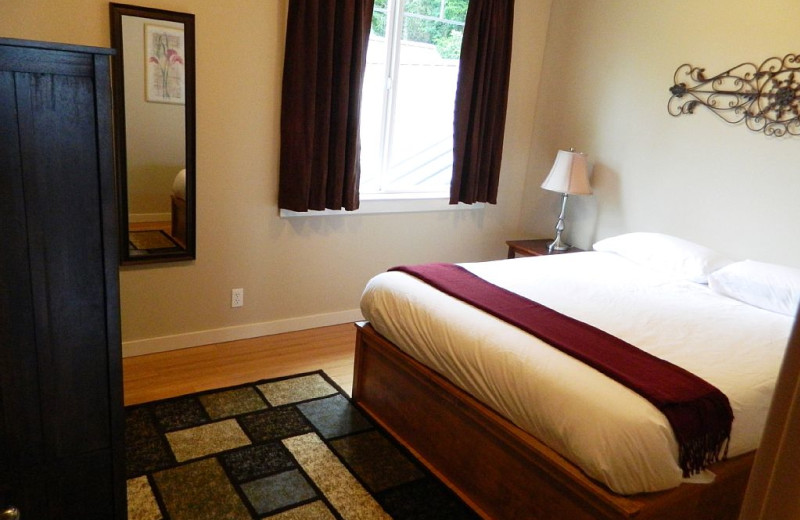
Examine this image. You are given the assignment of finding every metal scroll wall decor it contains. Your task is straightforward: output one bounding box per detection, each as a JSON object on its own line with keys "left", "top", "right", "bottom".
{"left": 668, "top": 53, "right": 800, "bottom": 136}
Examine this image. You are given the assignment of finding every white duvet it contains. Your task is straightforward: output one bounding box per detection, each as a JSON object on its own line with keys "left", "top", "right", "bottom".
{"left": 360, "top": 252, "right": 792, "bottom": 495}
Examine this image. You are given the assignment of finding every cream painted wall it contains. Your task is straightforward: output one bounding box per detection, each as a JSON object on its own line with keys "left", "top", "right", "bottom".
{"left": 523, "top": 0, "right": 800, "bottom": 267}
{"left": 1, "top": 0, "right": 553, "bottom": 351}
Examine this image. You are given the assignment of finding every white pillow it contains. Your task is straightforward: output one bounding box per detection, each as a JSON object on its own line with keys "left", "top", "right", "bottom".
{"left": 708, "top": 260, "right": 800, "bottom": 316}
{"left": 592, "top": 232, "right": 731, "bottom": 283}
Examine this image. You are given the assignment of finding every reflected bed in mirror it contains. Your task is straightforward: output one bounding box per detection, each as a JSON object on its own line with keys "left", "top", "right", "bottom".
{"left": 110, "top": 3, "right": 195, "bottom": 264}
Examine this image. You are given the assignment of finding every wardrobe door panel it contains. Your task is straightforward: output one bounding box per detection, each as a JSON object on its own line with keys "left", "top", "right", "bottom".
{"left": 17, "top": 71, "right": 111, "bottom": 457}
{"left": 0, "top": 70, "right": 45, "bottom": 471}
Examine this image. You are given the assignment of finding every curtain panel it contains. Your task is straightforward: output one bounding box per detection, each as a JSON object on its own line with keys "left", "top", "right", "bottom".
{"left": 450, "top": 0, "right": 515, "bottom": 205}
{"left": 278, "top": 0, "right": 374, "bottom": 212}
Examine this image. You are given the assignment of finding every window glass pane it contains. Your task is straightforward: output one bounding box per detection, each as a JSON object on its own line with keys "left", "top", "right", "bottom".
{"left": 385, "top": 1, "right": 462, "bottom": 192}
{"left": 360, "top": 0, "right": 467, "bottom": 195}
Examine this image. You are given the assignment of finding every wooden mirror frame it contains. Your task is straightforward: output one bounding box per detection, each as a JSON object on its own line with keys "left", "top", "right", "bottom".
{"left": 110, "top": 3, "right": 196, "bottom": 264}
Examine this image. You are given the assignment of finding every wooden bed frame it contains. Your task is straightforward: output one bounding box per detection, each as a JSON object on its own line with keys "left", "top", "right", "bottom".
{"left": 352, "top": 322, "right": 754, "bottom": 520}
{"left": 170, "top": 194, "right": 186, "bottom": 248}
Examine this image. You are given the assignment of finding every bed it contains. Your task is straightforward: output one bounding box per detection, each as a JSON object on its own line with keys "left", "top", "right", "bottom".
{"left": 353, "top": 233, "right": 797, "bottom": 519}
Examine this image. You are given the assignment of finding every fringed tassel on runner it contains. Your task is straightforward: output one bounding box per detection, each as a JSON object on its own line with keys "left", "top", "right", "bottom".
{"left": 667, "top": 391, "right": 733, "bottom": 477}
{"left": 679, "top": 432, "right": 731, "bottom": 477}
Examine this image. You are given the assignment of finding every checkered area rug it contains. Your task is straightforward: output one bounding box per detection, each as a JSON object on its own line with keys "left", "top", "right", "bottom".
{"left": 125, "top": 371, "right": 478, "bottom": 519}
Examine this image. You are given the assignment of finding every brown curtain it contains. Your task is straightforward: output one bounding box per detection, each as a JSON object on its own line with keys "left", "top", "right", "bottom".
{"left": 278, "top": 0, "right": 374, "bottom": 212}
{"left": 450, "top": 0, "right": 515, "bottom": 205}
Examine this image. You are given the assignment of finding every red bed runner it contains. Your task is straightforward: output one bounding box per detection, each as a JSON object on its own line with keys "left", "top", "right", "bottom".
{"left": 390, "top": 262, "right": 733, "bottom": 477}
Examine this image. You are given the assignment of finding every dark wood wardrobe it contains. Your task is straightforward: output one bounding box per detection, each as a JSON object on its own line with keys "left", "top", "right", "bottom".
{"left": 0, "top": 38, "right": 125, "bottom": 519}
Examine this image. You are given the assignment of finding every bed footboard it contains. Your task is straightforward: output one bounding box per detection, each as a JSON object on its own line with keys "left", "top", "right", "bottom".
{"left": 352, "top": 322, "right": 753, "bottom": 520}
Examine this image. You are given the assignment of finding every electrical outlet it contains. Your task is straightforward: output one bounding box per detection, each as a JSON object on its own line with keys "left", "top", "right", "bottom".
{"left": 231, "top": 288, "right": 244, "bottom": 308}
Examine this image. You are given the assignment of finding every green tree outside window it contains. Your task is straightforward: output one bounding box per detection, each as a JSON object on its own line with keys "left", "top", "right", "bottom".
{"left": 371, "top": 0, "right": 468, "bottom": 59}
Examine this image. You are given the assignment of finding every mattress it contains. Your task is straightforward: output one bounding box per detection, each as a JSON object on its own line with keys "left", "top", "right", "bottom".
{"left": 359, "top": 251, "right": 792, "bottom": 495}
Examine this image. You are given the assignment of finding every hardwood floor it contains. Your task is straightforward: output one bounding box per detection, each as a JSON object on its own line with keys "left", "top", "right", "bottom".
{"left": 123, "top": 323, "right": 356, "bottom": 406}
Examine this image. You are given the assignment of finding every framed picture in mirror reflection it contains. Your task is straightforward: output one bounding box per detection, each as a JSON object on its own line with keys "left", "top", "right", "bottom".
{"left": 145, "top": 23, "right": 185, "bottom": 104}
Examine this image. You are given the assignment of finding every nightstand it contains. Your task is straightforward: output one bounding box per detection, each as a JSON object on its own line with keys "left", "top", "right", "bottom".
{"left": 506, "top": 239, "right": 584, "bottom": 259}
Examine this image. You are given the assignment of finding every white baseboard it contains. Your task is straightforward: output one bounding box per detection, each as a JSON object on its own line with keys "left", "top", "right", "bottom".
{"left": 122, "top": 308, "right": 365, "bottom": 358}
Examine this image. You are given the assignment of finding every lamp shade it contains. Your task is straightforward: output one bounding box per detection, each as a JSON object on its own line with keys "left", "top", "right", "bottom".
{"left": 540, "top": 150, "right": 592, "bottom": 195}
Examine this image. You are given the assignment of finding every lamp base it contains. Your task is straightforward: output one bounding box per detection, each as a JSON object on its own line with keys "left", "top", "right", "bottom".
{"left": 548, "top": 236, "right": 571, "bottom": 252}
{"left": 548, "top": 193, "right": 571, "bottom": 253}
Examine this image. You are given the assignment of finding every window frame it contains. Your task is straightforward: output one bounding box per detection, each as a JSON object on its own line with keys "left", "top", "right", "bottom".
{"left": 279, "top": 194, "right": 482, "bottom": 217}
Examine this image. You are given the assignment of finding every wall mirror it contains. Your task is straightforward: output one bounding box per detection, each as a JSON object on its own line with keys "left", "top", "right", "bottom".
{"left": 110, "top": 3, "right": 195, "bottom": 264}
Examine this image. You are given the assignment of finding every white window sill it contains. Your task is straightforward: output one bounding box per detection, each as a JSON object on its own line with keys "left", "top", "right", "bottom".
{"left": 279, "top": 193, "right": 484, "bottom": 217}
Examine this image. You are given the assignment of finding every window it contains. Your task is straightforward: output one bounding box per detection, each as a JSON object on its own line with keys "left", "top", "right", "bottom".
{"left": 360, "top": 0, "right": 469, "bottom": 196}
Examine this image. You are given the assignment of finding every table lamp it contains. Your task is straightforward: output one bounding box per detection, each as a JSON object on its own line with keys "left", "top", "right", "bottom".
{"left": 540, "top": 149, "right": 592, "bottom": 252}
